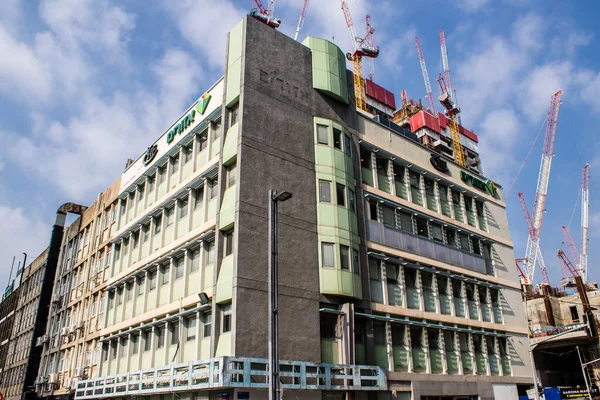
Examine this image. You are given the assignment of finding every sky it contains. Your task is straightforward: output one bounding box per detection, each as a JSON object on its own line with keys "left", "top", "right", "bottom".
{"left": 1, "top": 0, "right": 599, "bottom": 288}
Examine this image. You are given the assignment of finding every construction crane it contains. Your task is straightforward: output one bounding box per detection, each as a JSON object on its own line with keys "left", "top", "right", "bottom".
{"left": 340, "top": 0, "right": 380, "bottom": 111}
{"left": 562, "top": 226, "right": 581, "bottom": 268}
{"left": 581, "top": 164, "right": 589, "bottom": 282}
{"left": 436, "top": 30, "right": 465, "bottom": 167}
{"left": 518, "top": 192, "right": 551, "bottom": 285}
{"left": 366, "top": 16, "right": 376, "bottom": 82}
{"left": 414, "top": 36, "right": 436, "bottom": 115}
{"left": 518, "top": 90, "right": 563, "bottom": 286}
{"left": 294, "top": 0, "right": 310, "bottom": 41}
{"left": 249, "top": 0, "right": 281, "bottom": 28}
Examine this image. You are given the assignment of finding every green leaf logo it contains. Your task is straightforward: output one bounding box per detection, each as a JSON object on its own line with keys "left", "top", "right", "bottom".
{"left": 196, "top": 92, "right": 212, "bottom": 115}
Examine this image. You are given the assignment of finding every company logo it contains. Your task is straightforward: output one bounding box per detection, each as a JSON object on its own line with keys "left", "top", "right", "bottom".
{"left": 142, "top": 144, "right": 158, "bottom": 166}
{"left": 460, "top": 171, "right": 497, "bottom": 197}
{"left": 166, "top": 109, "right": 196, "bottom": 144}
{"left": 196, "top": 92, "right": 212, "bottom": 115}
{"left": 430, "top": 153, "right": 449, "bottom": 174}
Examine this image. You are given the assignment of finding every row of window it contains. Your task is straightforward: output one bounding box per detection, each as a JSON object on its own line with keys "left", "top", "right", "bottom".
{"left": 316, "top": 124, "right": 353, "bottom": 157}
{"left": 321, "top": 242, "right": 360, "bottom": 274}
{"left": 318, "top": 180, "right": 356, "bottom": 212}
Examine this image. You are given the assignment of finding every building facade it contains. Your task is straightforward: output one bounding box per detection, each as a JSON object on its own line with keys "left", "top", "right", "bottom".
{"left": 8, "top": 16, "right": 533, "bottom": 400}
{"left": 0, "top": 264, "right": 24, "bottom": 388}
{"left": 1, "top": 249, "right": 48, "bottom": 400}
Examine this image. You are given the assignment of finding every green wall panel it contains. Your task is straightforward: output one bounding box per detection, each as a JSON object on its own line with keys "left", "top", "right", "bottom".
{"left": 219, "top": 185, "right": 236, "bottom": 230}
{"left": 215, "top": 255, "right": 234, "bottom": 304}
{"left": 321, "top": 339, "right": 339, "bottom": 363}
{"left": 303, "top": 37, "right": 349, "bottom": 104}
{"left": 225, "top": 20, "right": 244, "bottom": 107}
{"left": 222, "top": 123, "right": 239, "bottom": 166}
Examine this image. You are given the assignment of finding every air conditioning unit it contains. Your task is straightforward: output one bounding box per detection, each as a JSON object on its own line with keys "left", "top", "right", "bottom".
{"left": 74, "top": 367, "right": 85, "bottom": 378}
{"left": 36, "top": 335, "right": 49, "bottom": 347}
{"left": 48, "top": 373, "right": 58, "bottom": 384}
{"left": 77, "top": 320, "right": 85, "bottom": 330}
{"left": 61, "top": 327, "right": 69, "bottom": 336}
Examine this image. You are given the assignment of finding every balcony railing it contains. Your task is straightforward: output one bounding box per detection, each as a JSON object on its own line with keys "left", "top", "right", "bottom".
{"left": 74, "top": 357, "right": 387, "bottom": 399}
{"left": 367, "top": 221, "right": 493, "bottom": 275}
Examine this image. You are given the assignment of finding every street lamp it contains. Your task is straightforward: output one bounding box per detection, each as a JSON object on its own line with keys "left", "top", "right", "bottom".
{"left": 268, "top": 190, "right": 292, "bottom": 400}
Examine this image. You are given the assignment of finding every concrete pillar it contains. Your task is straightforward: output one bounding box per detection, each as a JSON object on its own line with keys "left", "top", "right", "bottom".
{"left": 177, "top": 145, "right": 184, "bottom": 185}
{"left": 432, "top": 274, "right": 440, "bottom": 314}
{"left": 439, "top": 328, "right": 447, "bottom": 374}
{"left": 459, "top": 192, "right": 467, "bottom": 224}
{"left": 416, "top": 270, "right": 424, "bottom": 312}
{"left": 387, "top": 160, "right": 395, "bottom": 197}
{"left": 370, "top": 151, "right": 377, "bottom": 189}
{"left": 385, "top": 321, "right": 394, "bottom": 372}
{"left": 381, "top": 261, "right": 389, "bottom": 306}
{"left": 398, "top": 264, "right": 407, "bottom": 308}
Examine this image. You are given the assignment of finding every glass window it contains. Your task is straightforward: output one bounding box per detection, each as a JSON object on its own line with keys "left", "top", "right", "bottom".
{"left": 180, "top": 199, "right": 189, "bottom": 219}
{"left": 471, "top": 237, "right": 481, "bottom": 255}
{"left": 161, "top": 265, "right": 170, "bottom": 285}
{"left": 382, "top": 205, "right": 395, "bottom": 227}
{"left": 171, "top": 155, "right": 179, "bottom": 174}
{"left": 148, "top": 270, "right": 157, "bottom": 290}
{"left": 202, "top": 311, "right": 212, "bottom": 338}
{"left": 208, "top": 179, "right": 219, "bottom": 199}
{"left": 369, "top": 257, "right": 380, "bottom": 280}
{"left": 131, "top": 334, "right": 139, "bottom": 355}
{"left": 398, "top": 211, "right": 413, "bottom": 233}
{"left": 415, "top": 217, "right": 428, "bottom": 238}
{"left": 410, "top": 327, "right": 422, "bottom": 348}
{"left": 157, "top": 167, "right": 166, "bottom": 185}
{"left": 373, "top": 321, "right": 386, "bottom": 346}
{"left": 336, "top": 183, "right": 345, "bottom": 207}
{"left": 198, "top": 132, "right": 208, "bottom": 152}
{"left": 213, "top": 119, "right": 221, "bottom": 141}
{"left": 229, "top": 103, "right": 239, "bottom": 126}
{"left": 321, "top": 242, "right": 335, "bottom": 268}
{"left": 191, "top": 249, "right": 200, "bottom": 272}
{"left": 459, "top": 233, "right": 470, "bottom": 251}
{"left": 117, "top": 287, "right": 123, "bottom": 305}
{"left": 226, "top": 163, "right": 236, "bottom": 188}
{"left": 126, "top": 281, "right": 133, "bottom": 301}
{"left": 206, "top": 241, "right": 215, "bottom": 264}
{"left": 352, "top": 249, "right": 360, "bottom": 274}
{"left": 360, "top": 148, "right": 371, "bottom": 169}
{"left": 446, "top": 228, "right": 458, "bottom": 248}
{"left": 344, "top": 134, "right": 352, "bottom": 156}
{"left": 317, "top": 124, "right": 329, "bottom": 145}
{"left": 320, "top": 313, "right": 337, "bottom": 340}
{"left": 224, "top": 231, "right": 234, "bottom": 256}
{"left": 369, "top": 201, "right": 378, "bottom": 221}
{"left": 156, "top": 326, "right": 165, "bottom": 349}
{"left": 174, "top": 257, "right": 184, "bottom": 279}
{"left": 348, "top": 188, "right": 355, "bottom": 212}
{"left": 333, "top": 128, "right": 342, "bottom": 149}
{"left": 340, "top": 245, "right": 350, "bottom": 270}
{"left": 186, "top": 316, "right": 197, "bottom": 341}
{"left": 221, "top": 304, "right": 232, "bottom": 333}
{"left": 183, "top": 146, "right": 192, "bottom": 164}
{"left": 319, "top": 180, "right": 332, "bottom": 203}
{"left": 166, "top": 207, "right": 175, "bottom": 227}
{"left": 142, "top": 223, "right": 150, "bottom": 243}
{"left": 171, "top": 323, "right": 179, "bottom": 346}
{"left": 154, "top": 215, "right": 162, "bottom": 234}
{"left": 137, "top": 276, "right": 144, "bottom": 296}
{"left": 431, "top": 223, "right": 443, "bottom": 242}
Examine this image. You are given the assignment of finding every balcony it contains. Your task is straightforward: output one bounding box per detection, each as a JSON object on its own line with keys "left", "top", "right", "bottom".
{"left": 367, "top": 220, "right": 493, "bottom": 275}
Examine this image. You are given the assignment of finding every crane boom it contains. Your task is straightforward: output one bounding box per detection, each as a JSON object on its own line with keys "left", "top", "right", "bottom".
{"left": 294, "top": 0, "right": 310, "bottom": 41}
{"left": 581, "top": 164, "right": 589, "bottom": 282}
{"left": 558, "top": 249, "right": 580, "bottom": 279}
{"left": 414, "top": 37, "right": 436, "bottom": 114}
{"left": 440, "top": 30, "right": 452, "bottom": 96}
{"left": 522, "top": 90, "right": 562, "bottom": 285}
{"left": 562, "top": 226, "right": 580, "bottom": 268}
{"left": 341, "top": 1, "right": 358, "bottom": 51}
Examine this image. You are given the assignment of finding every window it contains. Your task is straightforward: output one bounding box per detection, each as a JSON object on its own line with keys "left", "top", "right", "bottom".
{"left": 229, "top": 103, "right": 239, "bottom": 126}
{"left": 191, "top": 249, "right": 200, "bottom": 272}
{"left": 459, "top": 233, "right": 470, "bottom": 251}
{"left": 348, "top": 188, "right": 355, "bottom": 212}
{"left": 174, "top": 257, "right": 184, "bottom": 279}
{"left": 340, "top": 245, "right": 350, "bottom": 270}
{"left": 333, "top": 128, "right": 342, "bottom": 149}
{"left": 148, "top": 270, "right": 157, "bottom": 290}
{"left": 446, "top": 228, "right": 457, "bottom": 248}
{"left": 344, "top": 134, "right": 352, "bottom": 156}
{"left": 320, "top": 313, "right": 337, "bottom": 340}
{"left": 352, "top": 249, "right": 360, "bottom": 275}
{"left": 183, "top": 146, "right": 192, "bottom": 165}
{"left": 126, "top": 281, "right": 133, "bottom": 301}
{"left": 321, "top": 242, "right": 335, "bottom": 268}
{"left": 171, "top": 323, "right": 180, "bottom": 346}
{"left": 194, "top": 187, "right": 204, "bottom": 210}
{"left": 137, "top": 276, "right": 144, "bottom": 296}
{"left": 206, "top": 241, "right": 215, "bottom": 264}
{"left": 131, "top": 334, "right": 139, "bottom": 355}
{"left": 198, "top": 132, "right": 208, "bottom": 152}
{"left": 171, "top": 155, "right": 179, "bottom": 175}
{"left": 154, "top": 215, "right": 162, "bottom": 234}
{"left": 143, "top": 330, "right": 152, "bottom": 351}
{"left": 202, "top": 311, "right": 212, "bottom": 338}
{"left": 180, "top": 199, "right": 189, "bottom": 219}
{"left": 110, "top": 341, "right": 117, "bottom": 359}
{"left": 360, "top": 147, "right": 371, "bottom": 169}
{"left": 410, "top": 327, "right": 422, "bottom": 349}
{"left": 336, "top": 183, "right": 345, "bottom": 207}
{"left": 213, "top": 119, "right": 222, "bottom": 141}
{"left": 226, "top": 163, "right": 237, "bottom": 188}
{"left": 138, "top": 185, "right": 145, "bottom": 203}
{"left": 369, "top": 201, "right": 378, "bottom": 221}
{"left": 184, "top": 316, "right": 197, "bottom": 342}
{"left": 142, "top": 223, "right": 150, "bottom": 243}
{"left": 471, "top": 237, "right": 481, "bottom": 255}
{"left": 382, "top": 205, "right": 395, "bottom": 227}
{"left": 224, "top": 231, "right": 234, "bottom": 256}
{"left": 166, "top": 207, "right": 175, "bottom": 227}
{"left": 415, "top": 217, "right": 428, "bottom": 238}
{"left": 317, "top": 124, "right": 329, "bottom": 145}
{"left": 156, "top": 326, "right": 165, "bottom": 349}
{"left": 208, "top": 179, "right": 218, "bottom": 199}
{"left": 161, "top": 265, "right": 170, "bottom": 285}
{"left": 117, "top": 287, "right": 123, "bottom": 305}
{"left": 158, "top": 167, "right": 166, "bottom": 185}
{"left": 431, "top": 223, "right": 443, "bottom": 242}
{"left": 570, "top": 306, "right": 580, "bottom": 322}
{"left": 373, "top": 321, "right": 386, "bottom": 346}
{"left": 428, "top": 329, "right": 439, "bottom": 350}
{"left": 221, "top": 304, "right": 232, "bottom": 333}
{"left": 319, "top": 180, "right": 332, "bottom": 203}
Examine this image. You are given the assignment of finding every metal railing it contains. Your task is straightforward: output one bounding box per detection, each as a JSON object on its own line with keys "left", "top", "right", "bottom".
{"left": 74, "top": 357, "right": 387, "bottom": 399}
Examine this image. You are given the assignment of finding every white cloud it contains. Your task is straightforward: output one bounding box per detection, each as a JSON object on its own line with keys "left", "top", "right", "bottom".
{"left": 0, "top": 0, "right": 21, "bottom": 35}
{"left": 163, "top": 0, "right": 246, "bottom": 69}
{"left": 518, "top": 62, "right": 572, "bottom": 121}
{"left": 512, "top": 13, "right": 545, "bottom": 50}
{"left": 477, "top": 108, "right": 521, "bottom": 183}
{"left": 457, "top": 0, "right": 489, "bottom": 11}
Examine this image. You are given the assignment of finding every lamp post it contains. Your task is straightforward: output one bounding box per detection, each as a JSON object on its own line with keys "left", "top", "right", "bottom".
{"left": 268, "top": 190, "right": 292, "bottom": 400}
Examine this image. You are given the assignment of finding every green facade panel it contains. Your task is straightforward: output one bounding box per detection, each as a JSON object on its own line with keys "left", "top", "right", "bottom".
{"left": 215, "top": 255, "right": 234, "bottom": 304}
{"left": 303, "top": 37, "right": 349, "bottom": 104}
{"left": 219, "top": 185, "right": 236, "bottom": 230}
{"left": 222, "top": 123, "right": 239, "bottom": 165}
{"left": 226, "top": 20, "right": 244, "bottom": 107}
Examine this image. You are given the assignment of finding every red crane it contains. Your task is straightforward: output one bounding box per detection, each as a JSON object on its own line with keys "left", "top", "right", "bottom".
{"left": 414, "top": 36, "right": 436, "bottom": 114}
{"left": 562, "top": 226, "right": 580, "bottom": 267}
{"left": 250, "top": 0, "right": 281, "bottom": 28}
{"left": 518, "top": 192, "right": 551, "bottom": 285}
{"left": 294, "top": 0, "right": 310, "bottom": 41}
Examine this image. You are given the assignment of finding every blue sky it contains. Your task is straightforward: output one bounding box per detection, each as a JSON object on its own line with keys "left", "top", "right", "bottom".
{"left": 0, "top": 0, "right": 599, "bottom": 288}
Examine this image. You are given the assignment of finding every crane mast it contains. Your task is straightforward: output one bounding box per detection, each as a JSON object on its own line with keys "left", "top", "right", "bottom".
{"left": 521, "top": 90, "right": 563, "bottom": 285}
{"left": 439, "top": 30, "right": 452, "bottom": 98}
{"left": 340, "top": 1, "right": 379, "bottom": 111}
{"left": 581, "top": 164, "right": 589, "bottom": 282}
{"left": 414, "top": 36, "right": 437, "bottom": 114}
{"left": 294, "top": 0, "right": 310, "bottom": 41}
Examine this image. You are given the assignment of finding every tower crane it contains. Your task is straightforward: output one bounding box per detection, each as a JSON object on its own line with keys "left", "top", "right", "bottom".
{"left": 414, "top": 36, "right": 436, "bottom": 114}
{"left": 518, "top": 192, "right": 551, "bottom": 285}
{"left": 436, "top": 29, "right": 465, "bottom": 167}
{"left": 340, "top": 0, "right": 380, "bottom": 111}
{"left": 294, "top": 0, "right": 310, "bottom": 41}
{"left": 518, "top": 90, "right": 563, "bottom": 286}
{"left": 562, "top": 226, "right": 580, "bottom": 268}
{"left": 581, "top": 164, "right": 589, "bottom": 282}
{"left": 249, "top": 0, "right": 281, "bottom": 28}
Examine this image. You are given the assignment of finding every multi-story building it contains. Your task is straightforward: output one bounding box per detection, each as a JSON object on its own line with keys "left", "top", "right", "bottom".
{"left": 0, "top": 262, "right": 24, "bottom": 387}
{"left": 34, "top": 179, "right": 121, "bottom": 400}
{"left": 0, "top": 16, "right": 528, "bottom": 400}
{"left": 2, "top": 249, "right": 48, "bottom": 400}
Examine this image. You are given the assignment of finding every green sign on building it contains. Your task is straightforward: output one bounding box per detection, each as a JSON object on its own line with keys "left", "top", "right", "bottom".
{"left": 460, "top": 171, "right": 497, "bottom": 197}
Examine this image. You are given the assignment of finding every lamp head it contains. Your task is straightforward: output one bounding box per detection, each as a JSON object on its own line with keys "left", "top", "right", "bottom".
{"left": 273, "top": 191, "right": 293, "bottom": 202}
{"left": 198, "top": 292, "right": 210, "bottom": 305}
